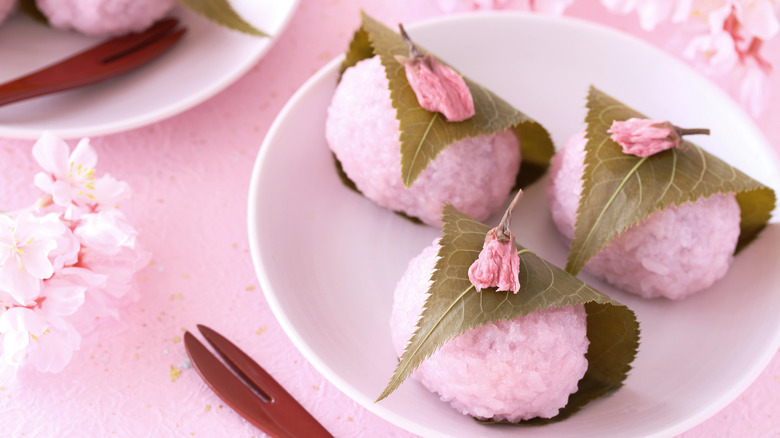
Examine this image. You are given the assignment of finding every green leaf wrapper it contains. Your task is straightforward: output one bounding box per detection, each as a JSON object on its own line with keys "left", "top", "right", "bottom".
{"left": 176, "top": 0, "right": 269, "bottom": 37}
{"left": 377, "top": 205, "right": 640, "bottom": 424}
{"left": 566, "top": 86, "right": 776, "bottom": 275}
{"left": 339, "top": 12, "right": 554, "bottom": 189}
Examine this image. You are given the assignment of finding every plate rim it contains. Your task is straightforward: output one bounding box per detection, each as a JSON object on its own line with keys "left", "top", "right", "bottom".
{"left": 248, "top": 10, "right": 780, "bottom": 438}
{"left": 0, "top": 0, "right": 300, "bottom": 139}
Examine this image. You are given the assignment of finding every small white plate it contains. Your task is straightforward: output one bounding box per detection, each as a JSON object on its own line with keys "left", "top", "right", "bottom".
{"left": 248, "top": 12, "right": 780, "bottom": 438}
{"left": 0, "top": 0, "right": 298, "bottom": 139}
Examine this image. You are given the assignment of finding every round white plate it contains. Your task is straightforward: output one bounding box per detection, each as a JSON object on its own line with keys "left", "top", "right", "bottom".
{"left": 248, "top": 12, "right": 780, "bottom": 438}
{"left": 0, "top": 0, "right": 298, "bottom": 139}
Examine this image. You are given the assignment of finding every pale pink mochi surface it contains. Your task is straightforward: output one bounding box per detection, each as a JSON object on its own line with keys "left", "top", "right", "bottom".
{"left": 326, "top": 56, "right": 521, "bottom": 227}
{"left": 0, "top": 0, "right": 14, "bottom": 25}
{"left": 390, "top": 242, "right": 589, "bottom": 422}
{"left": 547, "top": 129, "right": 741, "bottom": 299}
{"left": 36, "top": 0, "right": 176, "bottom": 37}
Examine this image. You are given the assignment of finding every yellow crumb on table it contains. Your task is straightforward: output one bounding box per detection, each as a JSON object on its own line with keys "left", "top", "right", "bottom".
{"left": 170, "top": 365, "right": 182, "bottom": 382}
{"left": 205, "top": 405, "right": 211, "bottom": 412}
{"left": 172, "top": 336, "right": 182, "bottom": 344}
{"left": 256, "top": 327, "right": 267, "bottom": 335}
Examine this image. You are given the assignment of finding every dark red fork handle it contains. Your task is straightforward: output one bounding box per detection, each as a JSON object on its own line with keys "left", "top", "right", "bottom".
{"left": 0, "top": 26, "right": 186, "bottom": 107}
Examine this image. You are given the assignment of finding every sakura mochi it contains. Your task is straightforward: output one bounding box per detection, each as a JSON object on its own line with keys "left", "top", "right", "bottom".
{"left": 0, "top": 0, "right": 14, "bottom": 25}
{"left": 36, "top": 0, "right": 176, "bottom": 36}
{"left": 547, "top": 129, "right": 741, "bottom": 299}
{"left": 326, "top": 56, "right": 521, "bottom": 227}
{"left": 389, "top": 242, "right": 589, "bottom": 422}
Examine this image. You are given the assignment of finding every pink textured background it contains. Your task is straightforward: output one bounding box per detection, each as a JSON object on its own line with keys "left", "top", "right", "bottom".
{"left": 0, "top": 0, "right": 778, "bottom": 437}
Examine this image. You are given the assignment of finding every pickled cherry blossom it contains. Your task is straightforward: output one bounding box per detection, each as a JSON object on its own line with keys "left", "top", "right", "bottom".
{"left": 468, "top": 190, "right": 524, "bottom": 293}
{"left": 608, "top": 118, "right": 710, "bottom": 157}
{"left": 397, "top": 25, "right": 475, "bottom": 122}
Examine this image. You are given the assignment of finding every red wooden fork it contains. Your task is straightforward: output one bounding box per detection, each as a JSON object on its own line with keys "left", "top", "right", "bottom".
{"left": 0, "top": 18, "right": 186, "bottom": 107}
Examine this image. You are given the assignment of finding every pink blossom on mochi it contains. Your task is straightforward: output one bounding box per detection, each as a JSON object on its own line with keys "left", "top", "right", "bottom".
{"left": 397, "top": 25, "right": 475, "bottom": 122}
{"left": 608, "top": 119, "right": 711, "bottom": 157}
{"left": 468, "top": 228, "right": 521, "bottom": 293}
{"left": 467, "top": 190, "right": 524, "bottom": 293}
{"left": 608, "top": 119, "right": 681, "bottom": 157}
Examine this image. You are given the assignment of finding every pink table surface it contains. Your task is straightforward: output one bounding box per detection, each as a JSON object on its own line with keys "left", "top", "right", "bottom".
{"left": 1, "top": 0, "right": 778, "bottom": 437}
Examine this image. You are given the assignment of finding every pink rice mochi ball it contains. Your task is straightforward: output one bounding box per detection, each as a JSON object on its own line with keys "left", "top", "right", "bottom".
{"left": 389, "top": 242, "right": 589, "bottom": 422}
{"left": 0, "top": 0, "right": 14, "bottom": 25}
{"left": 326, "top": 56, "right": 521, "bottom": 227}
{"left": 36, "top": 0, "right": 176, "bottom": 37}
{"left": 546, "top": 129, "right": 741, "bottom": 300}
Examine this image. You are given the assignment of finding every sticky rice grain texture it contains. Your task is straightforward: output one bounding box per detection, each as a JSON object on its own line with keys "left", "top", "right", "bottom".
{"left": 390, "top": 242, "right": 589, "bottom": 422}
{"left": 326, "top": 57, "right": 521, "bottom": 227}
{"left": 37, "top": 0, "right": 176, "bottom": 36}
{"left": 546, "top": 130, "right": 741, "bottom": 299}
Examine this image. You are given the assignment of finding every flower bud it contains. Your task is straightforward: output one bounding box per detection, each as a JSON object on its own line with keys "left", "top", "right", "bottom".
{"left": 607, "top": 118, "right": 681, "bottom": 157}
{"left": 397, "top": 24, "right": 475, "bottom": 122}
{"left": 468, "top": 228, "right": 521, "bottom": 293}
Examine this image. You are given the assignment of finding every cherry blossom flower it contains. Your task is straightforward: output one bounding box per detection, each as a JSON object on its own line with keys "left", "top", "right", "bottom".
{"left": 739, "top": 57, "right": 771, "bottom": 117}
{"left": 0, "top": 278, "right": 85, "bottom": 386}
{"left": 468, "top": 228, "right": 521, "bottom": 292}
{"left": 0, "top": 212, "right": 65, "bottom": 305}
{"left": 32, "top": 132, "right": 130, "bottom": 214}
{"left": 601, "top": 0, "right": 693, "bottom": 30}
{"left": 609, "top": 118, "right": 681, "bottom": 156}
{"left": 74, "top": 210, "right": 139, "bottom": 256}
{"left": 437, "top": 0, "right": 574, "bottom": 14}
{"left": 0, "top": 133, "right": 148, "bottom": 385}
{"left": 608, "top": 118, "right": 711, "bottom": 157}
{"left": 468, "top": 190, "right": 524, "bottom": 293}
{"left": 397, "top": 25, "right": 475, "bottom": 122}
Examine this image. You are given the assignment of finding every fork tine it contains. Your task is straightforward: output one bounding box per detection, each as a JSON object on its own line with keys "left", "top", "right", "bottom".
{"left": 196, "top": 325, "right": 333, "bottom": 437}
{"left": 197, "top": 325, "right": 286, "bottom": 400}
{"left": 87, "top": 28, "right": 186, "bottom": 81}
{"left": 184, "top": 332, "right": 289, "bottom": 438}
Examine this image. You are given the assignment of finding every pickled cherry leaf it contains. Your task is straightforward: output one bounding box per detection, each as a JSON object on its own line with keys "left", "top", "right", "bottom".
{"left": 343, "top": 12, "right": 553, "bottom": 189}
{"left": 377, "top": 205, "right": 640, "bottom": 424}
{"left": 340, "top": 27, "right": 373, "bottom": 76}
{"left": 566, "top": 86, "right": 776, "bottom": 275}
{"left": 19, "top": 0, "right": 48, "bottom": 24}
{"left": 176, "top": 0, "right": 269, "bottom": 37}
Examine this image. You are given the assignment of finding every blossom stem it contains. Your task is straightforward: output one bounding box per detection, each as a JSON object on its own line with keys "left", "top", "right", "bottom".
{"left": 398, "top": 23, "right": 424, "bottom": 61}
{"left": 674, "top": 127, "right": 711, "bottom": 137}
{"left": 496, "top": 189, "right": 523, "bottom": 242}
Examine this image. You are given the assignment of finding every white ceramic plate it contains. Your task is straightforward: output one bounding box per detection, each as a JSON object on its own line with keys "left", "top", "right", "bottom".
{"left": 0, "top": 0, "right": 298, "bottom": 139}
{"left": 248, "top": 12, "right": 780, "bottom": 438}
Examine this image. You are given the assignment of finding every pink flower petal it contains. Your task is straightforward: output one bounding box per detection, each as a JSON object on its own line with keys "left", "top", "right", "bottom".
{"left": 32, "top": 131, "right": 70, "bottom": 178}
{"left": 608, "top": 118, "right": 680, "bottom": 157}
{"left": 69, "top": 138, "right": 98, "bottom": 171}
{"left": 404, "top": 54, "right": 475, "bottom": 122}
{"left": 468, "top": 229, "right": 521, "bottom": 293}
